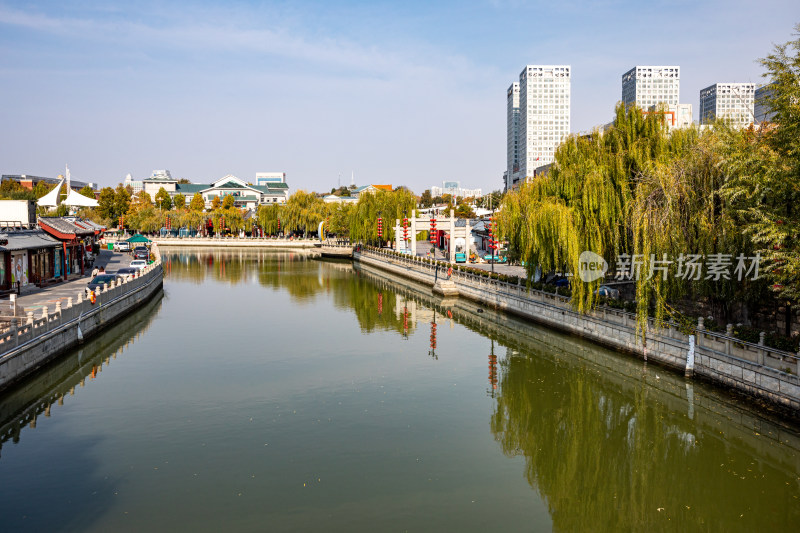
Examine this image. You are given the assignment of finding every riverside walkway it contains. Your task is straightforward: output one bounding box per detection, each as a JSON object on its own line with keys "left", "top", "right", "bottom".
{"left": 0, "top": 245, "right": 164, "bottom": 391}
{"left": 6, "top": 250, "right": 133, "bottom": 316}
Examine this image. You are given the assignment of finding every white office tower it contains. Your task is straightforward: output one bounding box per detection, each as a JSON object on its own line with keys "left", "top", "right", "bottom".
{"left": 506, "top": 82, "right": 520, "bottom": 191}
{"left": 755, "top": 82, "right": 777, "bottom": 124}
{"left": 699, "top": 83, "right": 755, "bottom": 128}
{"left": 516, "top": 65, "right": 571, "bottom": 181}
{"left": 622, "top": 66, "right": 680, "bottom": 109}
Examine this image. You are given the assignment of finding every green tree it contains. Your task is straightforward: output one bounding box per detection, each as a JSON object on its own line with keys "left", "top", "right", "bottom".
{"left": 256, "top": 203, "right": 284, "bottom": 235}
{"left": 114, "top": 185, "right": 131, "bottom": 219}
{"left": 98, "top": 187, "right": 117, "bottom": 219}
{"left": 454, "top": 202, "right": 476, "bottom": 219}
{"left": 222, "top": 195, "right": 235, "bottom": 209}
{"left": 283, "top": 190, "right": 324, "bottom": 237}
{"left": 173, "top": 193, "right": 186, "bottom": 210}
{"left": 420, "top": 189, "right": 433, "bottom": 207}
{"left": 33, "top": 181, "right": 50, "bottom": 199}
{"left": 189, "top": 193, "right": 205, "bottom": 211}
{"left": 211, "top": 196, "right": 221, "bottom": 210}
{"left": 720, "top": 26, "right": 800, "bottom": 303}
{"left": 155, "top": 187, "right": 172, "bottom": 210}
{"left": 78, "top": 185, "right": 95, "bottom": 199}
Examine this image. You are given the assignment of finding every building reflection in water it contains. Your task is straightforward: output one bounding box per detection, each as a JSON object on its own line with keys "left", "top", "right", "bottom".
{"left": 0, "top": 294, "right": 164, "bottom": 458}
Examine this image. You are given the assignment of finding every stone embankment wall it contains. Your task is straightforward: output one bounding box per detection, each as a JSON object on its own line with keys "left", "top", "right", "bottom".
{"left": 153, "top": 237, "right": 317, "bottom": 248}
{"left": 0, "top": 246, "right": 165, "bottom": 392}
{"left": 355, "top": 248, "right": 800, "bottom": 415}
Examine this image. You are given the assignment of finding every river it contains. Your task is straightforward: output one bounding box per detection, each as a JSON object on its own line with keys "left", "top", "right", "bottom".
{"left": 0, "top": 249, "right": 798, "bottom": 531}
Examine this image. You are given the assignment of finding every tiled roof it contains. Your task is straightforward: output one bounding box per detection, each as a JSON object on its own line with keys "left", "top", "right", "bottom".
{"left": 38, "top": 217, "right": 95, "bottom": 237}
{"left": 1, "top": 229, "right": 61, "bottom": 251}
{"left": 253, "top": 184, "right": 288, "bottom": 192}
{"left": 175, "top": 184, "right": 205, "bottom": 194}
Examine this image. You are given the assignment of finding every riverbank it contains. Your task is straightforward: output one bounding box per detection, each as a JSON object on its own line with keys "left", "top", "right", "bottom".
{"left": 153, "top": 237, "right": 318, "bottom": 248}
{"left": 0, "top": 245, "right": 164, "bottom": 392}
{"left": 354, "top": 247, "right": 800, "bottom": 418}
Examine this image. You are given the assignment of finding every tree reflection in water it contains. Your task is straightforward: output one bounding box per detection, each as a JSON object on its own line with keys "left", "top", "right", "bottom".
{"left": 161, "top": 250, "right": 800, "bottom": 531}
{"left": 490, "top": 350, "right": 800, "bottom": 531}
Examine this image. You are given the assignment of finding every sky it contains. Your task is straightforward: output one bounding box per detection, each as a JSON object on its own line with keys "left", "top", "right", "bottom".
{"left": 0, "top": 1, "right": 797, "bottom": 193}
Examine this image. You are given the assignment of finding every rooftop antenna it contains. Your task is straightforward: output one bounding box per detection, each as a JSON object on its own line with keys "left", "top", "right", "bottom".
{"left": 351, "top": 171, "right": 354, "bottom": 188}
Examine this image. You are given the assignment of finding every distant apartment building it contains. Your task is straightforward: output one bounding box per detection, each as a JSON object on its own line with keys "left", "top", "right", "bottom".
{"left": 430, "top": 181, "right": 482, "bottom": 199}
{"left": 755, "top": 82, "right": 777, "bottom": 124}
{"left": 622, "top": 66, "right": 680, "bottom": 109}
{"left": 506, "top": 82, "right": 520, "bottom": 191}
{"left": 505, "top": 65, "right": 571, "bottom": 191}
{"left": 699, "top": 83, "right": 755, "bottom": 128}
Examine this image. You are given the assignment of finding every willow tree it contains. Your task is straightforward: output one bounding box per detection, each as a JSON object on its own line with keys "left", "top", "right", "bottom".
{"left": 256, "top": 203, "right": 284, "bottom": 235}
{"left": 499, "top": 103, "right": 747, "bottom": 329}
{"left": 324, "top": 202, "right": 355, "bottom": 236}
{"left": 283, "top": 190, "right": 324, "bottom": 237}
{"left": 348, "top": 188, "right": 416, "bottom": 245}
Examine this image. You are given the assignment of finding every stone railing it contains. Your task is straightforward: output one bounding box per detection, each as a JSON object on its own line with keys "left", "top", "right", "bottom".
{"left": 0, "top": 244, "right": 164, "bottom": 360}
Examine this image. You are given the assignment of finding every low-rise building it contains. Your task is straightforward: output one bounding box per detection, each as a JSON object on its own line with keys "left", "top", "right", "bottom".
{"left": 0, "top": 227, "right": 61, "bottom": 291}
{"left": 136, "top": 171, "right": 289, "bottom": 209}
{"left": 430, "top": 181, "right": 482, "bottom": 199}
{"left": 645, "top": 103, "right": 693, "bottom": 130}
{"left": 352, "top": 184, "right": 393, "bottom": 198}
{"left": 1, "top": 174, "right": 95, "bottom": 191}
{"left": 323, "top": 194, "right": 358, "bottom": 204}
{"left": 38, "top": 217, "right": 99, "bottom": 279}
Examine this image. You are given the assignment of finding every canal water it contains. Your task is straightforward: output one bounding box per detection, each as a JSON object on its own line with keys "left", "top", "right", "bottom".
{"left": 0, "top": 249, "right": 798, "bottom": 532}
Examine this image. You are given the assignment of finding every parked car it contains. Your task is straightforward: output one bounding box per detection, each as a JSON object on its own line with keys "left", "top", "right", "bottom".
{"left": 116, "top": 241, "right": 131, "bottom": 252}
{"left": 129, "top": 260, "right": 148, "bottom": 270}
{"left": 595, "top": 285, "right": 620, "bottom": 299}
{"left": 86, "top": 274, "right": 123, "bottom": 294}
{"left": 116, "top": 267, "right": 139, "bottom": 280}
{"left": 133, "top": 247, "right": 149, "bottom": 260}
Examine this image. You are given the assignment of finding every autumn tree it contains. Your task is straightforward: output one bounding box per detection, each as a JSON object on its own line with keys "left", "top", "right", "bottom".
{"left": 189, "top": 193, "right": 205, "bottom": 211}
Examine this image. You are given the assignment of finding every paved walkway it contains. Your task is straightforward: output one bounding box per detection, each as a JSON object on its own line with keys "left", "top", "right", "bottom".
{"left": 411, "top": 241, "right": 529, "bottom": 277}
{"left": 5, "top": 250, "right": 133, "bottom": 315}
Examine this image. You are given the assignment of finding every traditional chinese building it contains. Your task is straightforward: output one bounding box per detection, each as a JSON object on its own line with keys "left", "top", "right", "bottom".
{"left": 0, "top": 228, "right": 61, "bottom": 291}
{"left": 38, "top": 217, "right": 97, "bottom": 279}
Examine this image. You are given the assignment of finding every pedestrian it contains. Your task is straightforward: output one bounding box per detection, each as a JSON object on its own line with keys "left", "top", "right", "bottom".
{"left": 91, "top": 265, "right": 99, "bottom": 278}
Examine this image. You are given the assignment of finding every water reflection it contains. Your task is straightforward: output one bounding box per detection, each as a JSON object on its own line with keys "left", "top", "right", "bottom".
{"left": 355, "top": 261, "right": 800, "bottom": 531}
{"left": 0, "top": 293, "right": 163, "bottom": 457}
{"left": 155, "top": 250, "right": 800, "bottom": 530}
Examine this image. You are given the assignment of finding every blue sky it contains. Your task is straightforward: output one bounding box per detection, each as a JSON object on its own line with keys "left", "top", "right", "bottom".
{"left": 0, "top": 1, "right": 796, "bottom": 193}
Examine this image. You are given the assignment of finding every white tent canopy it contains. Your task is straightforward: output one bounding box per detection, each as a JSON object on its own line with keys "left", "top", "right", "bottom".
{"left": 64, "top": 188, "right": 98, "bottom": 207}
{"left": 37, "top": 178, "right": 64, "bottom": 207}
{"left": 36, "top": 165, "right": 98, "bottom": 208}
